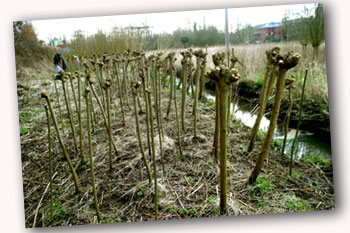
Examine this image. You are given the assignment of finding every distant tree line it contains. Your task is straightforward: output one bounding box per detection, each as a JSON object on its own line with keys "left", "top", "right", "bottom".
{"left": 13, "top": 4, "right": 324, "bottom": 65}
{"left": 13, "top": 21, "right": 53, "bottom": 68}
{"left": 282, "top": 3, "right": 324, "bottom": 59}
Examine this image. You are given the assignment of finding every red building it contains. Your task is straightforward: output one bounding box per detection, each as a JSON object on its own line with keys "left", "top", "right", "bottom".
{"left": 251, "top": 22, "right": 282, "bottom": 43}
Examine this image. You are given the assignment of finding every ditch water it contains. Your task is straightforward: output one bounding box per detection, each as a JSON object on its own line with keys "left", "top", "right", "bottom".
{"left": 205, "top": 92, "right": 332, "bottom": 160}
{"left": 174, "top": 78, "right": 331, "bottom": 160}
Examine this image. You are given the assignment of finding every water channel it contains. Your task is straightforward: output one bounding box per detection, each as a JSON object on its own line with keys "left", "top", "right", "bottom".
{"left": 175, "top": 77, "right": 331, "bottom": 160}
{"left": 205, "top": 91, "right": 332, "bottom": 160}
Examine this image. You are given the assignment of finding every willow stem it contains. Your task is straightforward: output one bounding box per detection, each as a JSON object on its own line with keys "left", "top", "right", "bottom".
{"left": 132, "top": 84, "right": 152, "bottom": 183}
{"left": 154, "top": 64, "right": 165, "bottom": 175}
{"left": 122, "top": 61, "right": 132, "bottom": 111}
{"left": 156, "top": 61, "right": 165, "bottom": 139}
{"left": 199, "top": 48, "right": 207, "bottom": 101}
{"left": 281, "top": 88, "right": 293, "bottom": 157}
{"left": 140, "top": 69, "right": 152, "bottom": 163}
{"left": 69, "top": 76, "right": 78, "bottom": 116}
{"left": 146, "top": 89, "right": 158, "bottom": 220}
{"left": 213, "top": 85, "right": 220, "bottom": 161}
{"left": 77, "top": 74, "right": 85, "bottom": 163}
{"left": 98, "top": 64, "right": 106, "bottom": 110}
{"left": 89, "top": 89, "right": 96, "bottom": 133}
{"left": 193, "top": 51, "right": 202, "bottom": 138}
{"left": 166, "top": 56, "right": 174, "bottom": 116}
{"left": 44, "top": 105, "right": 53, "bottom": 223}
{"left": 206, "top": 58, "right": 240, "bottom": 214}
{"left": 289, "top": 69, "right": 308, "bottom": 176}
{"left": 84, "top": 87, "right": 102, "bottom": 222}
{"left": 113, "top": 61, "right": 126, "bottom": 125}
{"left": 89, "top": 81, "right": 118, "bottom": 152}
{"left": 60, "top": 77, "right": 79, "bottom": 153}
{"left": 248, "top": 47, "right": 280, "bottom": 152}
{"left": 173, "top": 66, "right": 183, "bottom": 157}
{"left": 42, "top": 92, "right": 80, "bottom": 193}
{"left": 181, "top": 53, "right": 188, "bottom": 131}
{"left": 249, "top": 52, "right": 300, "bottom": 184}
{"left": 218, "top": 81, "right": 229, "bottom": 214}
{"left": 104, "top": 82, "right": 113, "bottom": 171}
{"left": 53, "top": 79, "right": 63, "bottom": 129}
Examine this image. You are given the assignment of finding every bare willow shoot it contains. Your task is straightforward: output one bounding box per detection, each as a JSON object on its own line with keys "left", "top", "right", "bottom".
{"left": 41, "top": 92, "right": 81, "bottom": 193}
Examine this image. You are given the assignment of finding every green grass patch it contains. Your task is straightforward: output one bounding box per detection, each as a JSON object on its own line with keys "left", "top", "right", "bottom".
{"left": 166, "top": 206, "right": 174, "bottom": 213}
{"left": 257, "top": 130, "right": 266, "bottom": 141}
{"left": 283, "top": 194, "right": 310, "bottom": 212}
{"left": 302, "top": 155, "right": 331, "bottom": 166}
{"left": 20, "top": 127, "right": 30, "bottom": 135}
{"left": 249, "top": 176, "right": 276, "bottom": 199}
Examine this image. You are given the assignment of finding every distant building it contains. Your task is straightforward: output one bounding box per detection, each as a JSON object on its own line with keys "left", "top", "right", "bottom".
{"left": 251, "top": 22, "right": 283, "bottom": 43}
{"left": 56, "top": 44, "right": 70, "bottom": 53}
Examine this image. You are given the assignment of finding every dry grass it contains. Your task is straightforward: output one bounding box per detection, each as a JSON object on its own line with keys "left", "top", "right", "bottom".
{"left": 18, "top": 65, "right": 333, "bottom": 228}
{"left": 166, "top": 41, "right": 328, "bottom": 108}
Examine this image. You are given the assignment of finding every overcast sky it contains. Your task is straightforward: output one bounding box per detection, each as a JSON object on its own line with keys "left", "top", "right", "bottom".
{"left": 31, "top": 3, "right": 315, "bottom": 43}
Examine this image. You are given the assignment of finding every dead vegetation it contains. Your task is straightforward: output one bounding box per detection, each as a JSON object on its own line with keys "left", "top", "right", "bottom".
{"left": 18, "top": 68, "right": 334, "bottom": 227}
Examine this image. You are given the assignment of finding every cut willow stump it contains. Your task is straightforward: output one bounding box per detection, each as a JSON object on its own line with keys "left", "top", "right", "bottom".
{"left": 206, "top": 53, "right": 240, "bottom": 214}
{"left": 212, "top": 52, "right": 226, "bottom": 162}
{"left": 248, "top": 47, "right": 280, "bottom": 152}
{"left": 248, "top": 51, "right": 301, "bottom": 184}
